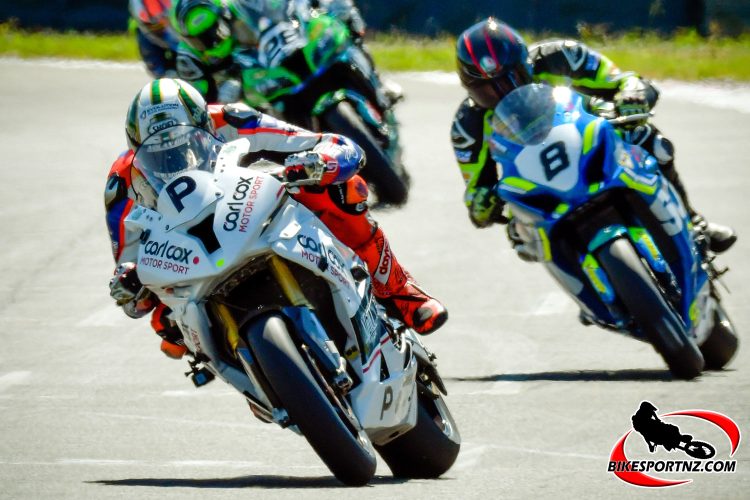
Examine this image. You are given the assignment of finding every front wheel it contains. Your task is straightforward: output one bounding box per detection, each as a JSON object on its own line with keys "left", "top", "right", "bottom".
{"left": 375, "top": 388, "right": 461, "bottom": 478}
{"left": 321, "top": 101, "right": 409, "bottom": 206}
{"left": 682, "top": 440, "right": 716, "bottom": 459}
{"left": 596, "top": 238, "right": 704, "bottom": 379}
{"left": 246, "top": 314, "right": 377, "bottom": 486}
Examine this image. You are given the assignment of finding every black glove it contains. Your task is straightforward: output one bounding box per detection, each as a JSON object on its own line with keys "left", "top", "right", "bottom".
{"left": 469, "top": 186, "right": 507, "bottom": 228}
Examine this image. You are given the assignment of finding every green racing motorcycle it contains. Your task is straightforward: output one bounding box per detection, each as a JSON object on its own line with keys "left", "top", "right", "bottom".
{"left": 234, "top": 11, "right": 410, "bottom": 206}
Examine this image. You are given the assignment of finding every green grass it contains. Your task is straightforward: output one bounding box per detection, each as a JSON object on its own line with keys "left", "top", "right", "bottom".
{"left": 2, "top": 23, "right": 750, "bottom": 81}
{"left": 0, "top": 23, "right": 138, "bottom": 60}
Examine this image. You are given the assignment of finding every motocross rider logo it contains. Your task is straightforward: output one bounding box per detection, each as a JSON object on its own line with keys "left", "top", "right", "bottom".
{"left": 608, "top": 401, "right": 740, "bottom": 487}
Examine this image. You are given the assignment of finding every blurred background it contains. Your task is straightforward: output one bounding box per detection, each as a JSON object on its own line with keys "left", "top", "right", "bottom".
{"left": 0, "top": 0, "right": 748, "bottom": 36}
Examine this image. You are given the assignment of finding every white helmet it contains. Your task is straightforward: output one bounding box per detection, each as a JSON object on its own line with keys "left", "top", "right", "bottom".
{"left": 126, "top": 79, "right": 219, "bottom": 194}
{"left": 125, "top": 78, "right": 212, "bottom": 149}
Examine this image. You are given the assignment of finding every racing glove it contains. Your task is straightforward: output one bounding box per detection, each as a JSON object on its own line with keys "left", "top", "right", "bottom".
{"left": 283, "top": 152, "right": 338, "bottom": 186}
{"left": 614, "top": 76, "right": 651, "bottom": 127}
{"left": 109, "top": 263, "right": 156, "bottom": 319}
{"left": 469, "top": 186, "right": 507, "bottom": 228}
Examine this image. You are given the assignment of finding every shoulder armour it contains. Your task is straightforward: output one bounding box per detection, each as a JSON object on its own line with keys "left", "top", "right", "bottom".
{"left": 104, "top": 175, "right": 128, "bottom": 211}
{"left": 222, "top": 103, "right": 262, "bottom": 129}
{"left": 451, "top": 98, "right": 488, "bottom": 159}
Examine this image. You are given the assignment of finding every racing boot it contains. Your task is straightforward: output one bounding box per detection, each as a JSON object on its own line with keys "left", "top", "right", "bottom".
{"left": 353, "top": 227, "right": 448, "bottom": 334}
{"left": 151, "top": 304, "right": 188, "bottom": 359}
{"left": 692, "top": 215, "right": 737, "bottom": 254}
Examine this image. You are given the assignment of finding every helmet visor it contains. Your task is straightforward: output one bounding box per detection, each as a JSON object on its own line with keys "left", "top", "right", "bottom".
{"left": 133, "top": 126, "right": 219, "bottom": 193}
{"left": 461, "top": 66, "right": 533, "bottom": 110}
{"left": 184, "top": 17, "right": 232, "bottom": 53}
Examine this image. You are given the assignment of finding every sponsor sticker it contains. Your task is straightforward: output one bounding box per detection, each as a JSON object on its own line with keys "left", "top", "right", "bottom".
{"left": 608, "top": 401, "right": 740, "bottom": 488}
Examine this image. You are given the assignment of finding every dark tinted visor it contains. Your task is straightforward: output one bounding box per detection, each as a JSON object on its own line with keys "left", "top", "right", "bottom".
{"left": 184, "top": 18, "right": 231, "bottom": 52}
{"left": 461, "top": 67, "right": 532, "bottom": 109}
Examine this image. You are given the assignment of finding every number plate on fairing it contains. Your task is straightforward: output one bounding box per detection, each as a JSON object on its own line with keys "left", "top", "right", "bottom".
{"left": 514, "top": 123, "right": 582, "bottom": 192}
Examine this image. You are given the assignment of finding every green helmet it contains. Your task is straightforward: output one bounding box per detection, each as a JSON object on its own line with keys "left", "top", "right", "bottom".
{"left": 172, "top": 0, "right": 235, "bottom": 60}
{"left": 125, "top": 78, "right": 213, "bottom": 150}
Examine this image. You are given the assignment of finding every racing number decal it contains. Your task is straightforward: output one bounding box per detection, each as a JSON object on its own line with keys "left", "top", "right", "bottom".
{"left": 166, "top": 176, "right": 197, "bottom": 212}
{"left": 259, "top": 23, "right": 302, "bottom": 67}
{"left": 539, "top": 141, "right": 570, "bottom": 181}
{"left": 649, "top": 184, "right": 688, "bottom": 236}
{"left": 514, "top": 124, "right": 582, "bottom": 192}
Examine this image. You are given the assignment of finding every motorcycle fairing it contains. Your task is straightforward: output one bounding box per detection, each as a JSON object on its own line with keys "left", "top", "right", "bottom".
{"left": 491, "top": 85, "right": 711, "bottom": 336}
{"left": 128, "top": 137, "right": 421, "bottom": 439}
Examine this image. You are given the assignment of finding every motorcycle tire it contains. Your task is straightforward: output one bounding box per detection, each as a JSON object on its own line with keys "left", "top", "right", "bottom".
{"left": 700, "top": 303, "right": 739, "bottom": 370}
{"left": 375, "top": 390, "right": 461, "bottom": 478}
{"left": 321, "top": 101, "right": 409, "bottom": 207}
{"left": 245, "top": 313, "right": 377, "bottom": 486}
{"left": 596, "top": 237, "right": 704, "bottom": 379}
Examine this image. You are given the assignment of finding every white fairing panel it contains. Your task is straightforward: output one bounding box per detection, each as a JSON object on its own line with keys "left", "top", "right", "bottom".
{"left": 128, "top": 149, "right": 286, "bottom": 298}
{"left": 124, "top": 137, "right": 422, "bottom": 442}
{"left": 348, "top": 331, "right": 418, "bottom": 444}
{"left": 269, "top": 202, "right": 362, "bottom": 317}
{"left": 514, "top": 123, "right": 582, "bottom": 192}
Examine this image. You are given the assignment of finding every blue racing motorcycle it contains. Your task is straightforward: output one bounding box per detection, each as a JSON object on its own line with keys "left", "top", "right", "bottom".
{"left": 490, "top": 84, "right": 738, "bottom": 379}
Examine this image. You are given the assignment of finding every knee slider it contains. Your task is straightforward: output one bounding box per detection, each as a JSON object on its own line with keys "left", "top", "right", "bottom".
{"left": 344, "top": 175, "right": 369, "bottom": 205}
{"left": 653, "top": 134, "right": 674, "bottom": 164}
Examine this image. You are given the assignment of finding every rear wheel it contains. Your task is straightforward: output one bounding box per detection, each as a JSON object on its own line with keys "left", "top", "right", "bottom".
{"left": 700, "top": 303, "right": 739, "bottom": 370}
{"left": 246, "top": 314, "right": 377, "bottom": 486}
{"left": 596, "top": 238, "right": 704, "bottom": 379}
{"left": 375, "top": 387, "right": 461, "bottom": 478}
{"left": 322, "top": 101, "right": 409, "bottom": 206}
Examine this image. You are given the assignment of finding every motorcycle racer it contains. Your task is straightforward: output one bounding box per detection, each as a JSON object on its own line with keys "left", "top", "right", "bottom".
{"left": 106, "top": 78, "right": 447, "bottom": 358}
{"left": 169, "top": 0, "right": 401, "bottom": 105}
{"left": 129, "top": 0, "right": 179, "bottom": 78}
{"left": 450, "top": 18, "right": 737, "bottom": 254}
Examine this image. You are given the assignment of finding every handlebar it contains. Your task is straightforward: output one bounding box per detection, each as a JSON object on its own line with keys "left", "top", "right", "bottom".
{"left": 607, "top": 113, "right": 652, "bottom": 126}
{"left": 282, "top": 178, "right": 322, "bottom": 188}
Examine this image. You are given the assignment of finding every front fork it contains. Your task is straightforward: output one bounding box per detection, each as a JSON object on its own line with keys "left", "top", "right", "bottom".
{"left": 580, "top": 224, "right": 681, "bottom": 328}
{"left": 215, "top": 256, "right": 352, "bottom": 395}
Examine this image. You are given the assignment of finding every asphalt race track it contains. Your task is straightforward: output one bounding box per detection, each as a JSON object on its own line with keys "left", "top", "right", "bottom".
{"left": 0, "top": 58, "right": 748, "bottom": 499}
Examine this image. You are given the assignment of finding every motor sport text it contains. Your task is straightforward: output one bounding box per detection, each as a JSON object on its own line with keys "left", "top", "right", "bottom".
{"left": 607, "top": 460, "right": 737, "bottom": 473}
{"left": 140, "top": 256, "right": 190, "bottom": 275}
{"left": 224, "top": 176, "right": 264, "bottom": 231}
{"left": 297, "top": 234, "right": 349, "bottom": 285}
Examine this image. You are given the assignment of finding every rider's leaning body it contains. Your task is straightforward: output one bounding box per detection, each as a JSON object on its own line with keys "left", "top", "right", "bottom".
{"left": 106, "top": 79, "right": 447, "bottom": 358}
{"left": 170, "top": 0, "right": 374, "bottom": 104}
{"left": 631, "top": 402, "right": 684, "bottom": 451}
{"left": 450, "top": 19, "right": 736, "bottom": 253}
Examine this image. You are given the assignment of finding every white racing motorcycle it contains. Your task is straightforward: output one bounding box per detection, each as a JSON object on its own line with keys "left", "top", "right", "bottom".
{"left": 125, "top": 127, "right": 460, "bottom": 485}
